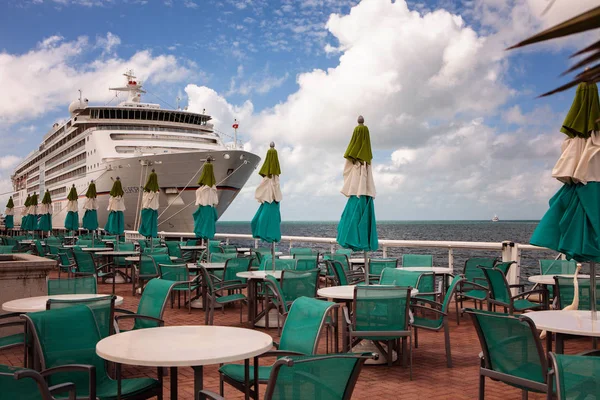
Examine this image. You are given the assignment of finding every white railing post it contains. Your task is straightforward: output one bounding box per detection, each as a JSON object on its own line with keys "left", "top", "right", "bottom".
{"left": 254, "top": 239, "right": 259, "bottom": 249}
{"left": 226, "top": 238, "right": 230, "bottom": 245}
{"left": 330, "top": 243, "right": 336, "bottom": 255}
{"left": 382, "top": 246, "right": 387, "bottom": 258}
{"left": 502, "top": 241, "right": 519, "bottom": 294}
{"left": 289, "top": 240, "right": 292, "bottom": 251}
{"left": 448, "top": 247, "right": 454, "bottom": 270}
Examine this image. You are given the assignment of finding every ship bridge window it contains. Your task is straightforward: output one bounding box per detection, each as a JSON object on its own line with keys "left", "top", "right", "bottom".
{"left": 109, "top": 133, "right": 218, "bottom": 145}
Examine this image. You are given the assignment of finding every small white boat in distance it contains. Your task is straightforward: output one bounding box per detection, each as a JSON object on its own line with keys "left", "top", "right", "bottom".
{"left": 492, "top": 214, "right": 499, "bottom": 222}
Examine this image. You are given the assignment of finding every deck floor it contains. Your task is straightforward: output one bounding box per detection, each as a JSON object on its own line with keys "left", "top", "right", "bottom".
{"left": 1, "top": 273, "right": 594, "bottom": 400}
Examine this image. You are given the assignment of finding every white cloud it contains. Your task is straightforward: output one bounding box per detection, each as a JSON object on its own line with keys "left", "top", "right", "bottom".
{"left": 0, "top": 33, "right": 194, "bottom": 126}
{"left": 185, "top": 0, "right": 572, "bottom": 220}
{"left": 183, "top": 0, "right": 198, "bottom": 9}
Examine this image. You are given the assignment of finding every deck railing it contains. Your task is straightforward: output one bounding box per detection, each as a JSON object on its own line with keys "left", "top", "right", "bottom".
{"left": 125, "top": 230, "right": 559, "bottom": 288}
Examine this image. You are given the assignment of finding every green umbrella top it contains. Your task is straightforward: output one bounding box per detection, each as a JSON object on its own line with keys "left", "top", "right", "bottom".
{"left": 110, "top": 177, "right": 124, "bottom": 197}
{"left": 560, "top": 82, "right": 600, "bottom": 138}
{"left": 85, "top": 181, "right": 97, "bottom": 198}
{"left": 144, "top": 169, "right": 160, "bottom": 192}
{"left": 198, "top": 161, "right": 216, "bottom": 187}
{"left": 258, "top": 143, "right": 281, "bottom": 178}
{"left": 6, "top": 197, "right": 14, "bottom": 209}
{"left": 42, "top": 190, "right": 52, "bottom": 205}
{"left": 31, "top": 192, "right": 38, "bottom": 206}
{"left": 24, "top": 194, "right": 31, "bottom": 208}
{"left": 343, "top": 115, "right": 373, "bottom": 164}
{"left": 67, "top": 185, "right": 78, "bottom": 201}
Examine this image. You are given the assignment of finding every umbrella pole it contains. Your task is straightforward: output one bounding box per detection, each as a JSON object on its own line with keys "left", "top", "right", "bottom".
{"left": 364, "top": 251, "right": 369, "bottom": 285}
{"left": 206, "top": 239, "right": 210, "bottom": 264}
{"left": 591, "top": 261, "right": 597, "bottom": 321}
{"left": 271, "top": 242, "right": 276, "bottom": 271}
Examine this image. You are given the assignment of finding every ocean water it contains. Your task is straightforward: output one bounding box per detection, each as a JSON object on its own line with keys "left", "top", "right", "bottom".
{"left": 216, "top": 220, "right": 558, "bottom": 283}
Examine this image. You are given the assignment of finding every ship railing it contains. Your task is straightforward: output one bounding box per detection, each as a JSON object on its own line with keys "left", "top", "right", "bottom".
{"left": 124, "top": 230, "right": 559, "bottom": 288}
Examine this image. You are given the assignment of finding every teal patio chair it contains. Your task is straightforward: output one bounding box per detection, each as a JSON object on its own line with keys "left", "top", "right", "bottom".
{"left": 379, "top": 267, "right": 436, "bottom": 302}
{"left": 219, "top": 297, "right": 337, "bottom": 399}
{"left": 133, "top": 255, "right": 160, "bottom": 296}
{"left": 345, "top": 285, "right": 413, "bottom": 374}
{"left": 198, "top": 265, "right": 247, "bottom": 325}
{"left": 402, "top": 254, "right": 433, "bottom": 268}
{"left": 23, "top": 305, "right": 161, "bottom": 400}
{"left": 555, "top": 276, "right": 600, "bottom": 310}
{"left": 481, "top": 266, "right": 546, "bottom": 314}
{"left": 290, "top": 247, "right": 313, "bottom": 257}
{"left": 165, "top": 240, "right": 188, "bottom": 262}
{"left": 540, "top": 260, "right": 578, "bottom": 302}
{"left": 221, "top": 245, "right": 238, "bottom": 254}
{"left": 203, "top": 353, "right": 375, "bottom": 400}
{"left": 547, "top": 351, "right": 600, "bottom": 400}
{"left": 47, "top": 276, "right": 97, "bottom": 295}
{"left": 0, "top": 365, "right": 77, "bottom": 400}
{"left": 465, "top": 309, "right": 548, "bottom": 399}
{"left": 456, "top": 258, "right": 501, "bottom": 323}
{"left": 336, "top": 249, "right": 352, "bottom": 256}
{"left": 159, "top": 263, "right": 200, "bottom": 313}
{"left": 46, "top": 295, "right": 116, "bottom": 339}
{"left": 326, "top": 260, "right": 364, "bottom": 286}
{"left": 368, "top": 258, "right": 398, "bottom": 282}
{"left": 259, "top": 258, "right": 297, "bottom": 271}
{"left": 143, "top": 246, "right": 168, "bottom": 255}
{"left": 57, "top": 253, "right": 76, "bottom": 278}
{"left": 0, "top": 245, "right": 15, "bottom": 254}
{"left": 72, "top": 250, "right": 114, "bottom": 282}
{"left": 216, "top": 257, "right": 252, "bottom": 287}
{"left": 116, "top": 278, "right": 176, "bottom": 332}
{"left": 33, "top": 240, "right": 48, "bottom": 258}
{"left": 411, "top": 275, "right": 465, "bottom": 367}
{"left": 294, "top": 255, "right": 318, "bottom": 271}
{"left": 0, "top": 313, "right": 26, "bottom": 363}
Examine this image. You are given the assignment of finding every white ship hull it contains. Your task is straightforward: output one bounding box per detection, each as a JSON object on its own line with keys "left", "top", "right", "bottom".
{"left": 11, "top": 149, "right": 260, "bottom": 233}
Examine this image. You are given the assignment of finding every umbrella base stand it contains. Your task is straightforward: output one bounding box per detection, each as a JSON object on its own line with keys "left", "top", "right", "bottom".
{"left": 352, "top": 340, "right": 398, "bottom": 365}
{"left": 105, "top": 275, "right": 126, "bottom": 284}
{"left": 254, "top": 309, "right": 282, "bottom": 328}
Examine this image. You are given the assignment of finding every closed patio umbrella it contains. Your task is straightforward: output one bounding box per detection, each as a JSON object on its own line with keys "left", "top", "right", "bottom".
{"left": 193, "top": 159, "right": 218, "bottom": 260}
{"left": 337, "top": 116, "right": 378, "bottom": 284}
{"left": 139, "top": 169, "right": 159, "bottom": 240}
{"left": 82, "top": 181, "right": 99, "bottom": 231}
{"left": 530, "top": 82, "right": 600, "bottom": 318}
{"left": 4, "top": 196, "right": 14, "bottom": 229}
{"left": 64, "top": 185, "right": 79, "bottom": 233}
{"left": 251, "top": 142, "right": 282, "bottom": 270}
{"left": 21, "top": 194, "right": 31, "bottom": 232}
{"left": 38, "top": 190, "right": 53, "bottom": 234}
{"left": 30, "top": 192, "right": 39, "bottom": 231}
{"left": 105, "top": 177, "right": 125, "bottom": 243}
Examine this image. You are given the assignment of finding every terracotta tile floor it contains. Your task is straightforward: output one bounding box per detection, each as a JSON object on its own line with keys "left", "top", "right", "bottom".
{"left": 1, "top": 274, "right": 595, "bottom": 400}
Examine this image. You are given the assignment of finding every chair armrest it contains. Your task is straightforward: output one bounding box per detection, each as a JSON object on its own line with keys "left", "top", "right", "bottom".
{"left": 410, "top": 303, "right": 447, "bottom": 316}
{"left": 0, "top": 312, "right": 22, "bottom": 320}
{"left": 115, "top": 314, "right": 165, "bottom": 327}
{"left": 41, "top": 364, "right": 96, "bottom": 400}
{"left": 511, "top": 288, "right": 547, "bottom": 300}
{"left": 114, "top": 308, "right": 135, "bottom": 315}
{"left": 47, "top": 382, "right": 77, "bottom": 398}
{"left": 198, "top": 390, "right": 225, "bottom": 400}
{"left": 262, "top": 350, "right": 305, "bottom": 357}
{"left": 14, "top": 370, "right": 76, "bottom": 400}
{"left": 577, "top": 349, "right": 600, "bottom": 357}
{"left": 410, "top": 297, "right": 443, "bottom": 308}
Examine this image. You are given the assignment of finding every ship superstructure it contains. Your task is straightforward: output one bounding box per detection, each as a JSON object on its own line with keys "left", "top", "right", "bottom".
{"left": 10, "top": 71, "right": 260, "bottom": 232}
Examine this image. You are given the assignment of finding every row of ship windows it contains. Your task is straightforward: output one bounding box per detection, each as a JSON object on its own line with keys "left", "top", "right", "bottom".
{"left": 46, "top": 152, "right": 86, "bottom": 177}
{"left": 46, "top": 166, "right": 86, "bottom": 187}
{"left": 90, "top": 108, "right": 209, "bottom": 126}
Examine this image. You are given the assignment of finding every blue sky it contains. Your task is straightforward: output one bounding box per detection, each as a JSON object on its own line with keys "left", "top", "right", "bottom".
{"left": 0, "top": 0, "right": 597, "bottom": 221}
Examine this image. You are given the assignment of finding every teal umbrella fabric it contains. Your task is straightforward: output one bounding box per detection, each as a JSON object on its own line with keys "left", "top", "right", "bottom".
{"left": 37, "top": 190, "right": 52, "bottom": 232}
{"left": 21, "top": 194, "right": 32, "bottom": 231}
{"left": 139, "top": 170, "right": 159, "bottom": 238}
{"left": 4, "top": 197, "right": 14, "bottom": 229}
{"left": 194, "top": 161, "right": 218, "bottom": 239}
{"left": 337, "top": 116, "right": 378, "bottom": 252}
{"left": 251, "top": 144, "right": 282, "bottom": 244}
{"left": 64, "top": 185, "right": 79, "bottom": 231}
{"left": 105, "top": 178, "right": 125, "bottom": 235}
{"left": 30, "top": 192, "right": 39, "bottom": 230}
{"left": 82, "top": 181, "right": 99, "bottom": 231}
{"left": 531, "top": 82, "right": 600, "bottom": 261}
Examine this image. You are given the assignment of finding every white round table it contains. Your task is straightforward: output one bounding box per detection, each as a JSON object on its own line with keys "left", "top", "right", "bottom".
{"left": 61, "top": 244, "right": 86, "bottom": 249}
{"left": 81, "top": 247, "right": 111, "bottom": 252}
{"left": 125, "top": 256, "right": 178, "bottom": 262}
{"left": 236, "top": 247, "right": 251, "bottom": 253}
{"left": 526, "top": 310, "right": 600, "bottom": 353}
{"left": 179, "top": 245, "right": 206, "bottom": 250}
{"left": 348, "top": 258, "right": 364, "bottom": 265}
{"left": 236, "top": 271, "right": 283, "bottom": 280}
{"left": 278, "top": 255, "right": 293, "bottom": 260}
{"left": 2, "top": 294, "right": 124, "bottom": 313}
{"left": 399, "top": 266, "right": 453, "bottom": 274}
{"left": 318, "top": 285, "right": 419, "bottom": 300}
{"left": 96, "top": 326, "right": 273, "bottom": 400}
{"left": 527, "top": 274, "right": 593, "bottom": 285}
{"left": 96, "top": 251, "right": 140, "bottom": 257}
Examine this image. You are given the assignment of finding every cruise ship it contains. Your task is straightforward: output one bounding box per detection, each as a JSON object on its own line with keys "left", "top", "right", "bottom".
{"left": 9, "top": 71, "right": 261, "bottom": 232}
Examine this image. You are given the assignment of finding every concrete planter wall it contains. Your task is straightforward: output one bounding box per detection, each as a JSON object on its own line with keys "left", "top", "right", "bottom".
{"left": 0, "top": 253, "right": 55, "bottom": 336}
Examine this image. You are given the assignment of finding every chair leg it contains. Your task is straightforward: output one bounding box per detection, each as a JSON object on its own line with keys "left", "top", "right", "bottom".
{"left": 219, "top": 373, "right": 224, "bottom": 396}
{"left": 444, "top": 320, "right": 452, "bottom": 368}
{"left": 408, "top": 334, "right": 412, "bottom": 381}
{"left": 455, "top": 296, "right": 460, "bottom": 325}
{"left": 522, "top": 390, "right": 528, "bottom": 400}
{"left": 414, "top": 327, "right": 419, "bottom": 348}
{"left": 387, "top": 340, "right": 393, "bottom": 366}
{"left": 479, "top": 374, "right": 485, "bottom": 400}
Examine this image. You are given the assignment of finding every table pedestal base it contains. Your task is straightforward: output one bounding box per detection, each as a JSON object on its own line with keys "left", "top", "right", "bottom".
{"left": 105, "top": 275, "right": 126, "bottom": 284}
{"left": 254, "top": 309, "right": 282, "bottom": 328}
{"left": 352, "top": 340, "right": 398, "bottom": 365}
